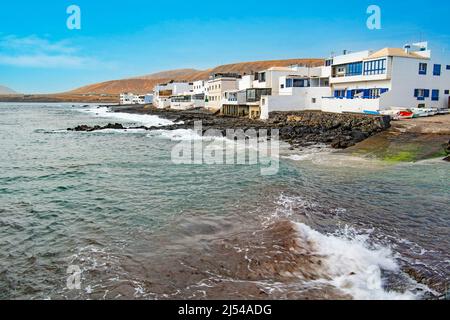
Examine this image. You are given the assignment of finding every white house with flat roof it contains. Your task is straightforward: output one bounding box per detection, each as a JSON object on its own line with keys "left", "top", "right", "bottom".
{"left": 205, "top": 73, "right": 241, "bottom": 111}
{"left": 322, "top": 42, "right": 450, "bottom": 114}
{"left": 153, "top": 82, "right": 193, "bottom": 109}
{"left": 253, "top": 66, "right": 315, "bottom": 95}
{"left": 259, "top": 66, "right": 332, "bottom": 119}
{"left": 119, "top": 93, "right": 147, "bottom": 105}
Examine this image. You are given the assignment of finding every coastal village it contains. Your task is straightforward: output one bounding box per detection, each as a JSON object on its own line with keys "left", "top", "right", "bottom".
{"left": 120, "top": 42, "right": 450, "bottom": 120}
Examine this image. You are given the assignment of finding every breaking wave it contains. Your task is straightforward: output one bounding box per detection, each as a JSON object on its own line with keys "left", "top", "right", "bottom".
{"left": 269, "top": 194, "right": 432, "bottom": 300}
{"left": 80, "top": 106, "right": 175, "bottom": 127}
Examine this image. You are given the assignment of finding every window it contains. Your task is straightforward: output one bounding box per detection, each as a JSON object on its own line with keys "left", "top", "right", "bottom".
{"left": 419, "top": 63, "right": 427, "bottom": 75}
{"left": 312, "top": 98, "right": 317, "bottom": 104}
{"left": 259, "top": 73, "right": 266, "bottom": 82}
{"left": 346, "top": 62, "right": 363, "bottom": 76}
{"left": 286, "top": 79, "right": 293, "bottom": 88}
{"left": 445, "top": 90, "right": 449, "bottom": 95}
{"left": 293, "top": 79, "right": 307, "bottom": 87}
{"left": 370, "top": 88, "right": 381, "bottom": 98}
{"left": 414, "top": 89, "right": 429, "bottom": 100}
{"left": 447, "top": 65, "right": 450, "bottom": 70}
{"left": 363, "top": 59, "right": 387, "bottom": 75}
{"left": 334, "top": 90, "right": 345, "bottom": 98}
{"left": 433, "top": 64, "right": 441, "bottom": 76}
{"left": 431, "top": 90, "right": 440, "bottom": 101}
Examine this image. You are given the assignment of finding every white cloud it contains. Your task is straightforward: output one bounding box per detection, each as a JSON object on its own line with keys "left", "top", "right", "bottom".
{"left": 0, "top": 35, "right": 112, "bottom": 69}
{"left": 0, "top": 35, "right": 77, "bottom": 54}
{"left": 0, "top": 54, "right": 97, "bottom": 68}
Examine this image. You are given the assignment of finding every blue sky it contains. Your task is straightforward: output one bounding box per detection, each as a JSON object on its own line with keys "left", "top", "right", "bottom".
{"left": 0, "top": 0, "right": 449, "bottom": 93}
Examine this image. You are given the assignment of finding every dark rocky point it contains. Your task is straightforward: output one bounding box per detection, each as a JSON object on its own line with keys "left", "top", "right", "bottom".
{"left": 67, "top": 107, "right": 392, "bottom": 150}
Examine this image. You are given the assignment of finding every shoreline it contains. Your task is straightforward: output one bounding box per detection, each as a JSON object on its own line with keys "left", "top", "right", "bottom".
{"left": 111, "top": 105, "right": 450, "bottom": 162}
{"left": 71, "top": 104, "right": 392, "bottom": 151}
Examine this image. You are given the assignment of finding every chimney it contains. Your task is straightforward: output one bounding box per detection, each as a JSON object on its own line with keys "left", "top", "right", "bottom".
{"left": 343, "top": 50, "right": 348, "bottom": 55}
{"left": 404, "top": 44, "right": 411, "bottom": 53}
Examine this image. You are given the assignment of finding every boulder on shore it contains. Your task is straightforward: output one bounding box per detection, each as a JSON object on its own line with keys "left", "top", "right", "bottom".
{"left": 68, "top": 123, "right": 125, "bottom": 132}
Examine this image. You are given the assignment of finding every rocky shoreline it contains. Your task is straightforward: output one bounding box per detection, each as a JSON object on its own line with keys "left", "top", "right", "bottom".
{"left": 69, "top": 105, "right": 392, "bottom": 150}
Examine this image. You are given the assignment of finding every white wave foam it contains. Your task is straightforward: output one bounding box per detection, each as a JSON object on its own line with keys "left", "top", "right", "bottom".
{"left": 80, "top": 106, "right": 175, "bottom": 127}
{"left": 148, "top": 129, "right": 205, "bottom": 141}
{"left": 293, "top": 222, "right": 421, "bottom": 300}
{"left": 283, "top": 145, "right": 332, "bottom": 162}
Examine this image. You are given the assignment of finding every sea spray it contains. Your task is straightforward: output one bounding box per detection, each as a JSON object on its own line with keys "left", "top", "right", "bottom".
{"left": 292, "top": 222, "right": 420, "bottom": 300}
{"left": 80, "top": 106, "right": 175, "bottom": 127}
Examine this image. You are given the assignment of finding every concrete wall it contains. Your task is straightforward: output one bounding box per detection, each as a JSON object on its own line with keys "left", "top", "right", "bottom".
{"left": 170, "top": 99, "right": 205, "bottom": 110}
{"left": 239, "top": 75, "right": 254, "bottom": 90}
{"left": 260, "top": 87, "right": 331, "bottom": 119}
{"left": 321, "top": 97, "right": 381, "bottom": 113}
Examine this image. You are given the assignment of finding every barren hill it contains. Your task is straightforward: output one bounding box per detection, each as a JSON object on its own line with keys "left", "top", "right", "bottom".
{"left": 69, "top": 58, "right": 324, "bottom": 95}
{"left": 0, "top": 85, "right": 17, "bottom": 95}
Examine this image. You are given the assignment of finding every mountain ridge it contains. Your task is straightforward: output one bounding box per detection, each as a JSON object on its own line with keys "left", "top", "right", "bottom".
{"left": 69, "top": 58, "right": 324, "bottom": 95}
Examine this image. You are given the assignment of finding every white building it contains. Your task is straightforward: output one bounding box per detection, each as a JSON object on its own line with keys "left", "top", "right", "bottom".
{"left": 153, "top": 82, "right": 193, "bottom": 109}
{"left": 252, "top": 66, "right": 321, "bottom": 95}
{"left": 321, "top": 42, "right": 450, "bottom": 114}
{"left": 170, "top": 93, "right": 205, "bottom": 110}
{"left": 193, "top": 80, "right": 207, "bottom": 95}
{"left": 222, "top": 88, "right": 272, "bottom": 119}
{"left": 205, "top": 73, "right": 241, "bottom": 111}
{"left": 259, "top": 66, "right": 331, "bottom": 119}
{"left": 119, "top": 93, "right": 147, "bottom": 105}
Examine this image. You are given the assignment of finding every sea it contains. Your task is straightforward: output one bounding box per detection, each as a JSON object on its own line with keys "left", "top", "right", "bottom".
{"left": 0, "top": 103, "right": 448, "bottom": 300}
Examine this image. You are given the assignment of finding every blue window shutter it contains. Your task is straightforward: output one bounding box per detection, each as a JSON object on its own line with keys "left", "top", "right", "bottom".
{"left": 346, "top": 90, "right": 353, "bottom": 99}
{"left": 363, "top": 89, "right": 370, "bottom": 98}
{"left": 424, "top": 89, "right": 430, "bottom": 98}
{"left": 433, "top": 64, "right": 441, "bottom": 76}
{"left": 414, "top": 89, "right": 419, "bottom": 97}
{"left": 381, "top": 88, "right": 389, "bottom": 94}
{"left": 432, "top": 90, "right": 439, "bottom": 101}
{"left": 334, "top": 90, "right": 339, "bottom": 98}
